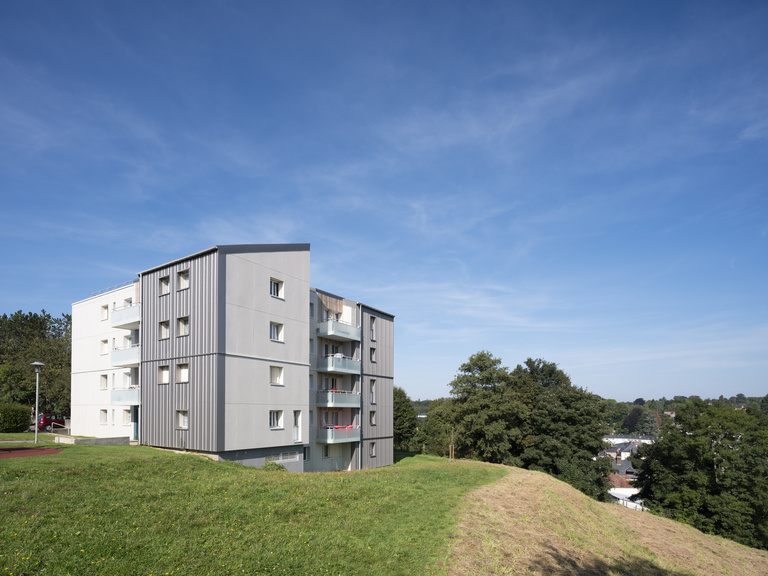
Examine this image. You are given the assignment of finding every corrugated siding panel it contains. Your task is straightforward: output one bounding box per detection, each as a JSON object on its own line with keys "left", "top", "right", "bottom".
{"left": 361, "top": 438, "right": 393, "bottom": 469}
{"left": 140, "top": 251, "right": 221, "bottom": 451}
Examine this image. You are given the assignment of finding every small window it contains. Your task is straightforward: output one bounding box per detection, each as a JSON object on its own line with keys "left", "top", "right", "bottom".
{"left": 270, "top": 278, "right": 284, "bottom": 298}
{"left": 100, "top": 374, "right": 108, "bottom": 390}
{"left": 370, "top": 348, "right": 376, "bottom": 363}
{"left": 159, "top": 321, "right": 170, "bottom": 339}
{"left": 303, "top": 446, "right": 310, "bottom": 461}
{"left": 177, "top": 316, "right": 189, "bottom": 337}
{"left": 159, "top": 276, "right": 170, "bottom": 295}
{"left": 123, "top": 409, "right": 132, "bottom": 425}
{"left": 176, "top": 363, "right": 189, "bottom": 383}
{"left": 270, "top": 366, "right": 284, "bottom": 386}
{"left": 369, "top": 442, "right": 376, "bottom": 458}
{"left": 270, "top": 322, "right": 283, "bottom": 342}
{"left": 123, "top": 371, "right": 132, "bottom": 388}
{"left": 309, "top": 409, "right": 314, "bottom": 426}
{"left": 101, "top": 304, "right": 109, "bottom": 320}
{"left": 309, "top": 374, "right": 314, "bottom": 389}
{"left": 370, "top": 411, "right": 376, "bottom": 426}
{"left": 159, "top": 365, "right": 170, "bottom": 384}
{"left": 177, "top": 410, "right": 189, "bottom": 429}
{"left": 323, "top": 445, "right": 330, "bottom": 459}
{"left": 100, "top": 339, "right": 109, "bottom": 355}
{"left": 178, "top": 270, "right": 190, "bottom": 290}
{"left": 99, "top": 409, "right": 108, "bottom": 425}
{"left": 370, "top": 380, "right": 376, "bottom": 404}
{"left": 269, "top": 410, "right": 283, "bottom": 429}
{"left": 309, "top": 303, "right": 314, "bottom": 319}
{"left": 370, "top": 317, "right": 376, "bottom": 341}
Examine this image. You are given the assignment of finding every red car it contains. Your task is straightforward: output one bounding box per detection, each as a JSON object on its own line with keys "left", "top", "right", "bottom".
{"left": 37, "top": 414, "right": 67, "bottom": 431}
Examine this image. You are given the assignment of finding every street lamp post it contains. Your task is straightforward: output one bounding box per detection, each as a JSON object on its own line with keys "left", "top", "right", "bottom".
{"left": 31, "top": 362, "right": 44, "bottom": 444}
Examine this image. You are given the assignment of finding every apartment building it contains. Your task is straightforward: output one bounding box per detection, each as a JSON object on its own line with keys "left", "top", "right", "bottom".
{"left": 71, "top": 244, "right": 394, "bottom": 472}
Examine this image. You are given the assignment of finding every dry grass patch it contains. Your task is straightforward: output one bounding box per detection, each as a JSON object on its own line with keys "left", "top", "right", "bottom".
{"left": 437, "top": 466, "right": 768, "bottom": 576}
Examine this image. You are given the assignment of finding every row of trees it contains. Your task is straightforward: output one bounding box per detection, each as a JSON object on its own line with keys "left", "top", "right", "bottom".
{"left": 0, "top": 310, "right": 72, "bottom": 414}
{"left": 395, "top": 352, "right": 612, "bottom": 500}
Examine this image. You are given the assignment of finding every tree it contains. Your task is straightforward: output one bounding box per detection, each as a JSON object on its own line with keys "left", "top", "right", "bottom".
{"left": 393, "top": 386, "right": 418, "bottom": 449}
{"left": 632, "top": 400, "right": 768, "bottom": 550}
{"left": 420, "top": 398, "right": 454, "bottom": 457}
{"left": 633, "top": 397, "right": 646, "bottom": 406}
{"left": 622, "top": 406, "right": 645, "bottom": 433}
{"left": 636, "top": 410, "right": 659, "bottom": 436}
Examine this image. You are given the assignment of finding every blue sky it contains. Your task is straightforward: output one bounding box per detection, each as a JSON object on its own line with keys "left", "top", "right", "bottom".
{"left": 1, "top": 1, "right": 766, "bottom": 402}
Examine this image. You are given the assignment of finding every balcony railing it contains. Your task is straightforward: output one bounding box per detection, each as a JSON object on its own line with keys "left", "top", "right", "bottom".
{"left": 316, "top": 390, "right": 361, "bottom": 408}
{"left": 111, "top": 387, "right": 139, "bottom": 406}
{"left": 111, "top": 345, "right": 140, "bottom": 367}
{"left": 111, "top": 303, "right": 141, "bottom": 330}
{"left": 315, "top": 355, "right": 361, "bottom": 375}
{"left": 316, "top": 425, "right": 361, "bottom": 444}
{"left": 316, "top": 320, "right": 360, "bottom": 342}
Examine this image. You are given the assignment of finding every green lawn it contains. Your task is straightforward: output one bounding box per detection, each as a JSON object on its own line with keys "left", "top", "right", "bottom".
{"left": 0, "top": 444, "right": 506, "bottom": 575}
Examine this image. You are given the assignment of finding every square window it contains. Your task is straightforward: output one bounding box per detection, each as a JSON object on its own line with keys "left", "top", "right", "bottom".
{"left": 159, "top": 276, "right": 170, "bottom": 295}
{"left": 100, "top": 409, "right": 107, "bottom": 425}
{"left": 100, "top": 374, "right": 108, "bottom": 390}
{"left": 370, "top": 411, "right": 376, "bottom": 426}
{"left": 370, "top": 348, "right": 376, "bottom": 363}
{"left": 369, "top": 442, "right": 376, "bottom": 458}
{"left": 123, "top": 409, "right": 132, "bottom": 425}
{"left": 269, "top": 410, "right": 283, "bottom": 429}
{"left": 270, "top": 278, "right": 284, "bottom": 298}
{"left": 100, "top": 339, "right": 109, "bottom": 355}
{"left": 159, "top": 321, "right": 170, "bottom": 339}
{"left": 178, "top": 270, "right": 190, "bottom": 290}
{"left": 177, "top": 410, "right": 189, "bottom": 429}
{"left": 177, "top": 316, "right": 189, "bottom": 337}
{"left": 159, "top": 365, "right": 170, "bottom": 384}
{"left": 177, "top": 363, "right": 189, "bottom": 383}
{"left": 270, "top": 322, "right": 283, "bottom": 342}
{"left": 101, "top": 304, "right": 109, "bottom": 320}
{"left": 370, "top": 379, "right": 376, "bottom": 404}
{"left": 270, "top": 366, "right": 284, "bottom": 386}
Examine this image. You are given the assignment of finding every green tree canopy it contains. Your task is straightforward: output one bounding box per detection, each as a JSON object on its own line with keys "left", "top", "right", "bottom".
{"left": 393, "top": 386, "right": 419, "bottom": 449}
{"left": 632, "top": 400, "right": 768, "bottom": 550}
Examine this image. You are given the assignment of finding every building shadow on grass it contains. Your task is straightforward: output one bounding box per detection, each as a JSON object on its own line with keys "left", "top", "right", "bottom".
{"left": 393, "top": 450, "right": 420, "bottom": 464}
{"left": 533, "top": 544, "right": 693, "bottom": 576}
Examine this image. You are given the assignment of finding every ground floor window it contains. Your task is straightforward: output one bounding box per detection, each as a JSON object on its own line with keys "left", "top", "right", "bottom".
{"left": 177, "top": 410, "right": 189, "bottom": 430}
{"left": 369, "top": 442, "right": 376, "bottom": 458}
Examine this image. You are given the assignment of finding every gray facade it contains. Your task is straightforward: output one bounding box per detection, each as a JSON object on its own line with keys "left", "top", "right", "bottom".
{"left": 89, "top": 243, "right": 396, "bottom": 471}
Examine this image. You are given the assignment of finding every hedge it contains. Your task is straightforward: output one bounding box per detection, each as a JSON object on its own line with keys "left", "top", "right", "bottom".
{"left": 0, "top": 403, "right": 31, "bottom": 432}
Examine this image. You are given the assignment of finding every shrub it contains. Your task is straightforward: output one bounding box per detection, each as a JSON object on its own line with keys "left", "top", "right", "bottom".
{"left": 0, "top": 403, "right": 31, "bottom": 432}
{"left": 260, "top": 460, "right": 287, "bottom": 471}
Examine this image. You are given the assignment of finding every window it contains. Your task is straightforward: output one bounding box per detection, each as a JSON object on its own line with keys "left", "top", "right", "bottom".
{"left": 370, "top": 380, "right": 376, "bottom": 404}
{"left": 370, "top": 317, "right": 376, "bottom": 341}
{"left": 177, "top": 316, "right": 189, "bottom": 337}
{"left": 100, "top": 339, "right": 109, "bottom": 355}
{"left": 270, "top": 322, "right": 283, "bottom": 342}
{"left": 123, "top": 409, "right": 132, "bottom": 425}
{"left": 159, "top": 365, "right": 170, "bottom": 384}
{"left": 309, "top": 339, "right": 315, "bottom": 354}
{"left": 178, "top": 270, "right": 189, "bottom": 290}
{"left": 159, "top": 276, "right": 170, "bottom": 295}
{"left": 370, "top": 348, "right": 376, "bottom": 363}
{"left": 101, "top": 304, "right": 109, "bottom": 320}
{"left": 100, "top": 409, "right": 107, "bottom": 425}
{"left": 369, "top": 442, "right": 376, "bottom": 458}
{"left": 100, "top": 374, "right": 108, "bottom": 390}
{"left": 269, "top": 410, "right": 283, "bottom": 429}
{"left": 323, "top": 445, "right": 330, "bottom": 459}
{"left": 309, "top": 303, "right": 314, "bottom": 319}
{"left": 270, "top": 278, "right": 284, "bottom": 298}
{"left": 370, "top": 411, "right": 376, "bottom": 426}
{"left": 309, "top": 374, "right": 314, "bottom": 389}
{"left": 159, "top": 321, "right": 170, "bottom": 339}
{"left": 293, "top": 410, "right": 301, "bottom": 442}
{"left": 303, "top": 447, "right": 310, "bottom": 462}
{"left": 309, "top": 409, "right": 314, "bottom": 426}
{"left": 123, "top": 371, "right": 132, "bottom": 388}
{"left": 176, "top": 363, "right": 189, "bottom": 383}
{"left": 177, "top": 410, "right": 189, "bottom": 429}
{"left": 270, "top": 366, "right": 283, "bottom": 386}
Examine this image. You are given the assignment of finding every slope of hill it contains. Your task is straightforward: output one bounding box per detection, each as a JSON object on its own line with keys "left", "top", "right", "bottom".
{"left": 438, "top": 466, "right": 768, "bottom": 576}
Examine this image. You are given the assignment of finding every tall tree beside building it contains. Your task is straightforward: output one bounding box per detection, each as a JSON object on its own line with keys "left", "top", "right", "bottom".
{"left": 392, "top": 386, "right": 418, "bottom": 449}
{"left": 0, "top": 310, "right": 71, "bottom": 414}
{"left": 632, "top": 400, "right": 768, "bottom": 550}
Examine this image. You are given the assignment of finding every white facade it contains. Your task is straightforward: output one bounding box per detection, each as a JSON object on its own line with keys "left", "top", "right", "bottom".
{"left": 70, "top": 244, "right": 394, "bottom": 472}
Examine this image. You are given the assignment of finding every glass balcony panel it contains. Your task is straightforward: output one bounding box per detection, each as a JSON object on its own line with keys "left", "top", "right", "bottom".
{"left": 316, "top": 426, "right": 361, "bottom": 444}
{"left": 316, "top": 390, "right": 361, "bottom": 408}
{"left": 316, "top": 320, "right": 360, "bottom": 342}
{"left": 111, "top": 304, "right": 141, "bottom": 330}
{"left": 111, "top": 388, "right": 139, "bottom": 406}
{"left": 111, "top": 345, "right": 140, "bottom": 367}
{"left": 315, "top": 355, "right": 361, "bottom": 374}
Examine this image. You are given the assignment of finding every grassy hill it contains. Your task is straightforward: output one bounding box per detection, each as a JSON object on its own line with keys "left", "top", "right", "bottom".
{"left": 1, "top": 438, "right": 766, "bottom": 575}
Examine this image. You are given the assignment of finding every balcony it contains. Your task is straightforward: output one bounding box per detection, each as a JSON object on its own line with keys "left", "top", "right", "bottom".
{"left": 315, "top": 355, "right": 361, "bottom": 375}
{"left": 111, "top": 387, "right": 139, "bottom": 406}
{"left": 111, "top": 303, "right": 140, "bottom": 330}
{"left": 316, "top": 390, "right": 361, "bottom": 409}
{"left": 316, "top": 425, "right": 360, "bottom": 444}
{"left": 111, "top": 345, "right": 140, "bottom": 367}
{"left": 316, "top": 320, "right": 360, "bottom": 342}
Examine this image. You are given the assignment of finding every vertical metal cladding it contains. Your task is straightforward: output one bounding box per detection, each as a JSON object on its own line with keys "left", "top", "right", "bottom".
{"left": 140, "top": 249, "right": 221, "bottom": 452}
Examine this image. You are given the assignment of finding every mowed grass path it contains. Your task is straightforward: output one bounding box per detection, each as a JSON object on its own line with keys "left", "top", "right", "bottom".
{"left": 0, "top": 443, "right": 505, "bottom": 575}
